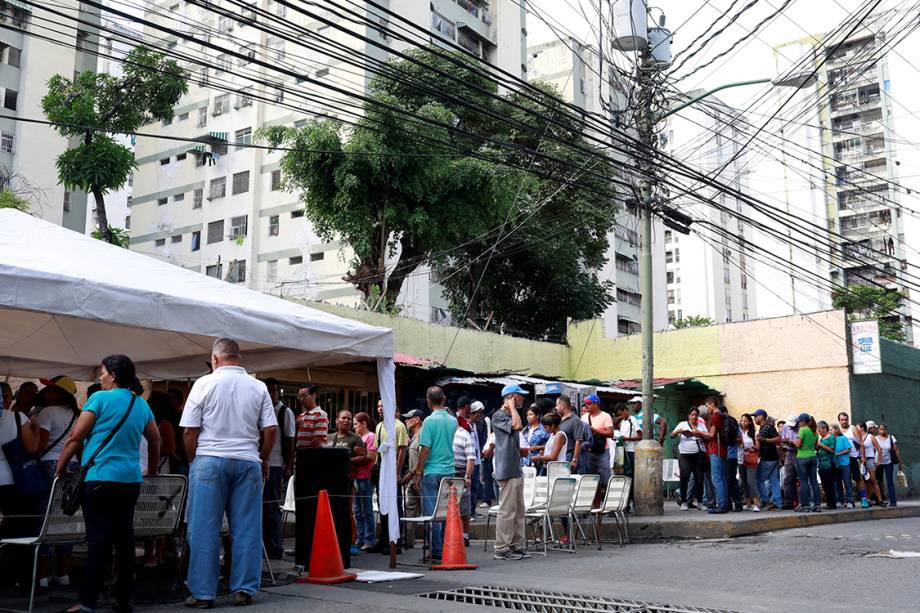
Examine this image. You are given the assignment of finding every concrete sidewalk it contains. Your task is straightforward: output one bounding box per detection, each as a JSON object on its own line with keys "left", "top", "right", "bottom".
{"left": 468, "top": 499, "right": 920, "bottom": 540}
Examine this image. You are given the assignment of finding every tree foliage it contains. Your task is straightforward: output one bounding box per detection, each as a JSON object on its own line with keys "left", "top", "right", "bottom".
{"left": 832, "top": 285, "right": 906, "bottom": 342}
{"left": 263, "top": 47, "right": 618, "bottom": 338}
{"left": 91, "top": 225, "right": 130, "bottom": 248}
{"left": 42, "top": 47, "right": 187, "bottom": 243}
{"left": 0, "top": 190, "right": 29, "bottom": 212}
{"left": 672, "top": 315, "right": 714, "bottom": 329}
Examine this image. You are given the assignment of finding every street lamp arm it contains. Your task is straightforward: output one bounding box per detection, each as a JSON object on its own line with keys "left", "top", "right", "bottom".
{"left": 656, "top": 78, "right": 771, "bottom": 121}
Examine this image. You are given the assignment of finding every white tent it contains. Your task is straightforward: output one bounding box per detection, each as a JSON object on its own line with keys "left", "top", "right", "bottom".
{"left": 0, "top": 209, "right": 401, "bottom": 539}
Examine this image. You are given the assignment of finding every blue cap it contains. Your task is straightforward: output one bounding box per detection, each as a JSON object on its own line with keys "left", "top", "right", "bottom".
{"left": 582, "top": 394, "right": 601, "bottom": 405}
{"left": 752, "top": 409, "right": 767, "bottom": 418}
{"left": 797, "top": 413, "right": 811, "bottom": 423}
{"left": 501, "top": 384, "right": 527, "bottom": 397}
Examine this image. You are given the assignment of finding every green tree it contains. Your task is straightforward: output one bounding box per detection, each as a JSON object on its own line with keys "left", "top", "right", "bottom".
{"left": 91, "top": 225, "right": 130, "bottom": 248}
{"left": 42, "top": 47, "right": 187, "bottom": 244}
{"left": 832, "top": 285, "right": 906, "bottom": 342}
{"left": 0, "top": 190, "right": 29, "bottom": 212}
{"left": 672, "top": 315, "right": 714, "bottom": 329}
{"left": 263, "top": 47, "right": 618, "bottom": 337}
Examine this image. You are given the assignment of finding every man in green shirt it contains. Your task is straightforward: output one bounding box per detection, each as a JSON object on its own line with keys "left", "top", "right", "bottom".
{"left": 794, "top": 413, "right": 821, "bottom": 512}
{"left": 411, "top": 387, "right": 457, "bottom": 563}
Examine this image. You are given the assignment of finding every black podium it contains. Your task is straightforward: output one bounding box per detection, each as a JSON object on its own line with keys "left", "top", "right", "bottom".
{"left": 294, "top": 447, "right": 352, "bottom": 568}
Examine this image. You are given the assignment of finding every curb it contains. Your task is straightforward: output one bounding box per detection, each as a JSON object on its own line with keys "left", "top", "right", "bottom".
{"left": 468, "top": 504, "right": 920, "bottom": 541}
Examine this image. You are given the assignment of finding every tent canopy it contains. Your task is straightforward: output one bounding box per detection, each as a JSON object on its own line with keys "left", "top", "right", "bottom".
{"left": 0, "top": 210, "right": 394, "bottom": 380}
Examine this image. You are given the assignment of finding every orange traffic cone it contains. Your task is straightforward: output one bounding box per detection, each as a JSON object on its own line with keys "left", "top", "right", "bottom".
{"left": 432, "top": 485, "right": 477, "bottom": 570}
{"left": 296, "top": 490, "right": 357, "bottom": 584}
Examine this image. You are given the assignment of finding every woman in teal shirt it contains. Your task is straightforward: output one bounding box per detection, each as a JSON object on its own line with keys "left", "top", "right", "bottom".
{"left": 793, "top": 413, "right": 821, "bottom": 512}
{"left": 55, "top": 355, "right": 159, "bottom": 613}
{"left": 815, "top": 421, "right": 837, "bottom": 510}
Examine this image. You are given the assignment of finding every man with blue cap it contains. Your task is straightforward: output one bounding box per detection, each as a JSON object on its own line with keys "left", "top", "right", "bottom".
{"left": 492, "top": 383, "right": 528, "bottom": 561}
{"left": 581, "top": 395, "right": 613, "bottom": 497}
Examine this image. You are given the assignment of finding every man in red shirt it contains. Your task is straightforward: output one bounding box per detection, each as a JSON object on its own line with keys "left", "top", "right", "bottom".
{"left": 704, "top": 400, "right": 728, "bottom": 514}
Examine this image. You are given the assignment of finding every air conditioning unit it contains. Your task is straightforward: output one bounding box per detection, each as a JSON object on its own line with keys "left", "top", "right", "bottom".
{"left": 213, "top": 107, "right": 223, "bottom": 117}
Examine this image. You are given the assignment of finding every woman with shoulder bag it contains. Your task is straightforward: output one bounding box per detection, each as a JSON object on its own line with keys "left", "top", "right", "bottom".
{"left": 0, "top": 380, "right": 41, "bottom": 593}
{"left": 876, "top": 424, "right": 901, "bottom": 507}
{"left": 739, "top": 414, "right": 762, "bottom": 512}
{"left": 671, "top": 407, "right": 708, "bottom": 511}
{"left": 55, "top": 355, "right": 160, "bottom": 613}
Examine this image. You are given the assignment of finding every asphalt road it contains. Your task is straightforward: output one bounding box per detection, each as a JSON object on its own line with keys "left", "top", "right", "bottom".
{"left": 8, "top": 518, "right": 920, "bottom": 613}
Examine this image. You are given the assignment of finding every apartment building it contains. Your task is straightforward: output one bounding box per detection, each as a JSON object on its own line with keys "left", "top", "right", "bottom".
{"left": 0, "top": 1, "right": 98, "bottom": 231}
{"left": 129, "top": 0, "right": 527, "bottom": 318}
{"left": 662, "top": 95, "right": 755, "bottom": 326}
{"left": 527, "top": 38, "right": 668, "bottom": 336}
{"left": 774, "top": 11, "right": 920, "bottom": 343}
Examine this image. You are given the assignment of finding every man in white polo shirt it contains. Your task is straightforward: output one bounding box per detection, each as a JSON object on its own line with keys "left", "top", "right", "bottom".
{"left": 181, "top": 338, "right": 278, "bottom": 608}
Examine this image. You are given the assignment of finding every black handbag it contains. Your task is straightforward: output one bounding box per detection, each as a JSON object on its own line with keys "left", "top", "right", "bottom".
{"left": 60, "top": 394, "right": 136, "bottom": 516}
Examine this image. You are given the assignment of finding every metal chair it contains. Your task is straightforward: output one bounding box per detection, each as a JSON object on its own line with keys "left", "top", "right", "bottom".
{"left": 400, "top": 477, "right": 464, "bottom": 568}
{"left": 482, "top": 471, "right": 539, "bottom": 552}
{"left": 0, "top": 478, "right": 86, "bottom": 613}
{"left": 570, "top": 474, "right": 601, "bottom": 548}
{"left": 524, "top": 477, "right": 577, "bottom": 555}
{"left": 591, "top": 475, "right": 631, "bottom": 548}
{"left": 662, "top": 458, "right": 680, "bottom": 502}
{"left": 135, "top": 475, "right": 188, "bottom": 590}
{"left": 545, "top": 460, "right": 571, "bottom": 484}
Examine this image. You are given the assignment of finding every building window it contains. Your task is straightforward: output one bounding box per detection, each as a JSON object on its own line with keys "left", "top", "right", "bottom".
{"left": 232, "top": 171, "right": 249, "bottom": 195}
{"left": 266, "top": 259, "right": 278, "bottom": 282}
{"left": 289, "top": 255, "right": 302, "bottom": 265}
{"left": 207, "top": 219, "right": 224, "bottom": 244}
{"left": 218, "top": 13, "right": 233, "bottom": 32}
{"left": 3, "top": 46, "right": 21, "bottom": 68}
{"left": 155, "top": 238, "right": 166, "bottom": 247}
{"left": 209, "top": 176, "right": 226, "bottom": 200}
{"left": 227, "top": 260, "right": 246, "bottom": 283}
{"left": 3, "top": 89, "right": 17, "bottom": 111}
{"left": 236, "top": 88, "right": 253, "bottom": 109}
{"left": 157, "top": 197, "right": 168, "bottom": 206}
{"left": 0, "top": 131, "right": 12, "bottom": 153}
{"left": 128, "top": 174, "right": 133, "bottom": 187}
{"left": 178, "top": 112, "right": 188, "bottom": 122}
{"left": 431, "top": 11, "right": 456, "bottom": 40}
{"left": 666, "top": 271, "right": 674, "bottom": 284}
{"left": 274, "top": 84, "right": 285, "bottom": 103}
{"left": 216, "top": 53, "right": 232, "bottom": 73}
{"left": 206, "top": 264, "right": 223, "bottom": 278}
{"left": 235, "top": 127, "right": 252, "bottom": 149}
{"left": 193, "top": 188, "right": 203, "bottom": 209}
{"left": 191, "top": 230, "right": 201, "bottom": 251}
{"left": 268, "top": 215, "right": 279, "bottom": 236}
{"left": 197, "top": 106, "right": 208, "bottom": 127}
{"left": 240, "top": 44, "right": 255, "bottom": 65}
{"left": 270, "top": 169, "right": 282, "bottom": 191}
{"left": 171, "top": 234, "right": 182, "bottom": 243}
{"left": 162, "top": 117, "right": 172, "bottom": 127}
{"left": 173, "top": 193, "right": 185, "bottom": 202}
{"left": 160, "top": 157, "right": 170, "bottom": 166}
{"left": 213, "top": 94, "right": 230, "bottom": 116}
{"left": 176, "top": 153, "right": 187, "bottom": 162}
{"left": 63, "top": 191, "right": 71, "bottom": 212}
{"left": 291, "top": 209, "right": 304, "bottom": 219}
{"left": 126, "top": 196, "right": 133, "bottom": 208}
{"left": 125, "top": 215, "right": 130, "bottom": 229}
{"left": 230, "top": 215, "right": 248, "bottom": 238}
{"left": 310, "top": 252, "right": 324, "bottom": 262}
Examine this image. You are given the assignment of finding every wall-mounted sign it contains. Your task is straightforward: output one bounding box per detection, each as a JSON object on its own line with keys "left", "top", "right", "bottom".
{"left": 851, "top": 320, "right": 882, "bottom": 375}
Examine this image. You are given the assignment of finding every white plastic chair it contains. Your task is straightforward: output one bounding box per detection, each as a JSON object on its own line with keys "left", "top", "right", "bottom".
{"left": 591, "top": 475, "right": 631, "bottom": 548}
{"left": 662, "top": 458, "right": 680, "bottom": 502}
{"left": 570, "top": 474, "right": 601, "bottom": 548}
{"left": 400, "top": 477, "right": 464, "bottom": 568}
{"left": 525, "top": 477, "right": 577, "bottom": 555}
{"left": 482, "top": 471, "right": 538, "bottom": 552}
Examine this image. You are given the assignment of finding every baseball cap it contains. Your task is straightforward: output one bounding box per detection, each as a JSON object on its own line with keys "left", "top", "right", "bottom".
{"left": 470, "top": 400, "right": 485, "bottom": 413}
{"left": 628, "top": 395, "right": 642, "bottom": 403}
{"left": 582, "top": 394, "right": 601, "bottom": 405}
{"left": 865, "top": 420, "right": 878, "bottom": 429}
{"left": 39, "top": 375, "right": 78, "bottom": 397}
{"left": 797, "top": 413, "right": 811, "bottom": 424}
{"left": 404, "top": 409, "right": 425, "bottom": 420}
{"left": 500, "top": 383, "right": 526, "bottom": 397}
{"left": 752, "top": 409, "right": 767, "bottom": 418}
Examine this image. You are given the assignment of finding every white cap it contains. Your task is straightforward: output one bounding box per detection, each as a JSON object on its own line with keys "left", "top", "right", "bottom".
{"left": 470, "top": 401, "right": 485, "bottom": 413}
{"left": 628, "top": 395, "right": 642, "bottom": 403}
{"left": 865, "top": 420, "right": 878, "bottom": 429}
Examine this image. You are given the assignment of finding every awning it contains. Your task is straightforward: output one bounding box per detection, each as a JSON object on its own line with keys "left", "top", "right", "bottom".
{"left": 208, "top": 131, "right": 228, "bottom": 141}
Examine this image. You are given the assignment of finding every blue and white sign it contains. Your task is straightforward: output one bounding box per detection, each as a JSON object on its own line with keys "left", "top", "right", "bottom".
{"left": 851, "top": 320, "right": 882, "bottom": 375}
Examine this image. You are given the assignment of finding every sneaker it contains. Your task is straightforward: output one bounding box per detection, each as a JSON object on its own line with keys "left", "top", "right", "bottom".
{"left": 493, "top": 550, "right": 523, "bottom": 561}
{"left": 184, "top": 597, "right": 215, "bottom": 609}
{"left": 752, "top": 505, "right": 760, "bottom": 512}
{"left": 510, "top": 548, "right": 532, "bottom": 559}
{"left": 680, "top": 503, "right": 689, "bottom": 511}
{"left": 233, "top": 592, "right": 253, "bottom": 607}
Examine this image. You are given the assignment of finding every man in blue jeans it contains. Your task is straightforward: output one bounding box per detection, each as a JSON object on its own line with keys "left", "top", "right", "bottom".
{"left": 752, "top": 409, "right": 782, "bottom": 509}
{"left": 181, "top": 339, "right": 278, "bottom": 608}
{"left": 704, "top": 404, "right": 729, "bottom": 513}
{"left": 411, "top": 386, "right": 456, "bottom": 564}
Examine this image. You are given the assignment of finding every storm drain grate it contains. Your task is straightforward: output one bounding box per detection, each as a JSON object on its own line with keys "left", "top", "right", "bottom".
{"left": 418, "top": 585, "right": 747, "bottom": 613}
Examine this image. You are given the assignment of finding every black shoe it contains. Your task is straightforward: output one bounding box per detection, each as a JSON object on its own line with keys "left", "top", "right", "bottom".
{"left": 233, "top": 592, "right": 253, "bottom": 607}
{"left": 510, "top": 548, "right": 532, "bottom": 559}
{"left": 733, "top": 504, "right": 744, "bottom": 512}
{"left": 184, "top": 597, "right": 215, "bottom": 609}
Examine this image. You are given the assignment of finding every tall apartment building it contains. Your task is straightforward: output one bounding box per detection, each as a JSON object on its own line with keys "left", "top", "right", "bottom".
{"left": 0, "top": 1, "right": 99, "bottom": 231}
{"left": 527, "top": 38, "right": 668, "bottom": 336}
{"left": 129, "top": 0, "right": 526, "bottom": 318}
{"left": 774, "top": 11, "right": 920, "bottom": 343}
{"left": 662, "top": 95, "right": 755, "bottom": 326}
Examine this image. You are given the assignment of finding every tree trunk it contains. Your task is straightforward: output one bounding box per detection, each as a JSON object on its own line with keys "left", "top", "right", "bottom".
{"left": 92, "top": 187, "right": 115, "bottom": 244}
{"left": 383, "top": 237, "right": 424, "bottom": 307}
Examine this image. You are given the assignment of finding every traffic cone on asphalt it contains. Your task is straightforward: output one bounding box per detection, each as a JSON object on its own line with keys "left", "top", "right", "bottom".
{"left": 432, "top": 485, "right": 477, "bottom": 571}
{"left": 296, "top": 490, "right": 357, "bottom": 585}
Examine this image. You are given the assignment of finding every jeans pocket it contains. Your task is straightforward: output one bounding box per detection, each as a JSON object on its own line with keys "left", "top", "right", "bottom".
{"left": 192, "top": 457, "right": 221, "bottom": 484}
